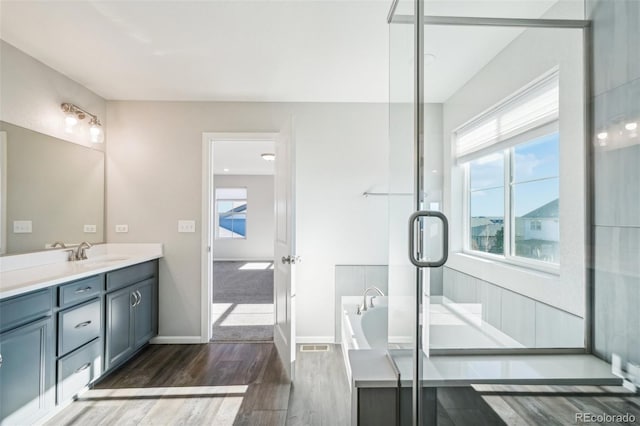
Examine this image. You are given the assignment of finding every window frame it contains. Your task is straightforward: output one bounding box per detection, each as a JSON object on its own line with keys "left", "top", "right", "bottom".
{"left": 214, "top": 187, "right": 248, "bottom": 240}
{"left": 462, "top": 127, "right": 560, "bottom": 275}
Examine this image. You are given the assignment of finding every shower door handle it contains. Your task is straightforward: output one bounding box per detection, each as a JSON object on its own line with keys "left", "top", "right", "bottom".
{"left": 408, "top": 210, "right": 449, "bottom": 268}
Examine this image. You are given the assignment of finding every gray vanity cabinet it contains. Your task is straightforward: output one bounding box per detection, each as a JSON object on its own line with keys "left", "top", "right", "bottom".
{"left": 105, "top": 286, "right": 135, "bottom": 370}
{"left": 133, "top": 278, "right": 155, "bottom": 348}
{"left": 0, "top": 290, "right": 55, "bottom": 426}
{"left": 0, "top": 259, "right": 158, "bottom": 424}
{"left": 105, "top": 261, "right": 158, "bottom": 372}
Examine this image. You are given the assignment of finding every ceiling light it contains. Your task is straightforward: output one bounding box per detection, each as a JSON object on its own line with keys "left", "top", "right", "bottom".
{"left": 261, "top": 153, "right": 275, "bottom": 161}
{"left": 625, "top": 122, "right": 638, "bottom": 131}
{"left": 223, "top": 168, "right": 230, "bottom": 172}
{"left": 61, "top": 103, "right": 103, "bottom": 143}
{"left": 597, "top": 131, "right": 608, "bottom": 140}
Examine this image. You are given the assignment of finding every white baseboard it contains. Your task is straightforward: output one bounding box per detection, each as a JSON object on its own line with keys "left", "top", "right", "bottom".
{"left": 150, "top": 336, "right": 203, "bottom": 344}
{"left": 213, "top": 258, "right": 274, "bottom": 262}
{"left": 296, "top": 336, "right": 334, "bottom": 344}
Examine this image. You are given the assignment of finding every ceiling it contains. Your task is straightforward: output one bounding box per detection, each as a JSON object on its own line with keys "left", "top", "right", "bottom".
{"left": 213, "top": 140, "right": 275, "bottom": 175}
{"left": 0, "top": 0, "right": 562, "bottom": 103}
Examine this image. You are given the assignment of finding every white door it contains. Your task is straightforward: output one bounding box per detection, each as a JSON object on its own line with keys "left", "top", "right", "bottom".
{"left": 274, "top": 117, "right": 296, "bottom": 380}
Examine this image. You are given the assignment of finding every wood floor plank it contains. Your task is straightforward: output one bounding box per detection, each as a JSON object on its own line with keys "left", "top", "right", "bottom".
{"left": 286, "top": 344, "right": 350, "bottom": 426}
{"left": 47, "top": 342, "right": 640, "bottom": 426}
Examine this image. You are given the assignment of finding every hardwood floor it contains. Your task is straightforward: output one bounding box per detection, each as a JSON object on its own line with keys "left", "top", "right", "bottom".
{"left": 46, "top": 343, "right": 289, "bottom": 426}
{"left": 286, "top": 344, "right": 351, "bottom": 426}
{"left": 47, "top": 343, "right": 640, "bottom": 426}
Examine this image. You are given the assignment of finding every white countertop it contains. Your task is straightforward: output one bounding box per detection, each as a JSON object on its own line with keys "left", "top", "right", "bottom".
{"left": 0, "top": 243, "right": 163, "bottom": 300}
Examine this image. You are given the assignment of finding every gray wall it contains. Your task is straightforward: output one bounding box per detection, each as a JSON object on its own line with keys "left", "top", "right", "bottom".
{"left": 590, "top": 0, "right": 640, "bottom": 365}
{"left": 212, "top": 174, "right": 274, "bottom": 260}
{"left": 106, "top": 101, "right": 389, "bottom": 340}
{"left": 0, "top": 40, "right": 107, "bottom": 150}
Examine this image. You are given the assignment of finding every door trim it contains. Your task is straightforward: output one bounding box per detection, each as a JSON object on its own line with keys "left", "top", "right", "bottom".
{"left": 200, "top": 132, "right": 279, "bottom": 343}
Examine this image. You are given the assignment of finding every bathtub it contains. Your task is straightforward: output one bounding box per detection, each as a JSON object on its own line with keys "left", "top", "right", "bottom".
{"left": 341, "top": 296, "right": 389, "bottom": 385}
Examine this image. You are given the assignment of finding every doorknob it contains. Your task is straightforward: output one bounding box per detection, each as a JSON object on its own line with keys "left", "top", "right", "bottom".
{"left": 281, "top": 255, "right": 301, "bottom": 265}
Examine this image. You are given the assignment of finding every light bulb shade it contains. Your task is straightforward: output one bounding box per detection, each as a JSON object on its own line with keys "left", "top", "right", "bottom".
{"left": 64, "top": 113, "right": 78, "bottom": 133}
{"left": 89, "top": 122, "right": 104, "bottom": 143}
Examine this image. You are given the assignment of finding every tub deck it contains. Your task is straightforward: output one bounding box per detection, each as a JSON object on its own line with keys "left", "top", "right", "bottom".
{"left": 349, "top": 349, "right": 622, "bottom": 388}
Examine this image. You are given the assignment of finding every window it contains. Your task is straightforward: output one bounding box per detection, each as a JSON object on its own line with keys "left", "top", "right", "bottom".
{"left": 215, "top": 188, "right": 247, "bottom": 239}
{"left": 457, "top": 70, "right": 560, "bottom": 267}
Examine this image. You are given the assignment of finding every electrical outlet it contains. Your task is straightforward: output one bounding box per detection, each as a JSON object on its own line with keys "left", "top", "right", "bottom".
{"left": 115, "top": 224, "right": 129, "bottom": 233}
{"left": 13, "top": 220, "right": 32, "bottom": 233}
{"left": 84, "top": 224, "right": 97, "bottom": 233}
{"left": 178, "top": 220, "right": 196, "bottom": 233}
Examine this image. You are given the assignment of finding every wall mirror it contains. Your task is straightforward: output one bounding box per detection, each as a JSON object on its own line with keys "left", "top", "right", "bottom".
{"left": 0, "top": 121, "right": 105, "bottom": 255}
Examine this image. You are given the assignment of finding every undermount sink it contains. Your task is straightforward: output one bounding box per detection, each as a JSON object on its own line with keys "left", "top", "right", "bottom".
{"left": 78, "top": 256, "right": 131, "bottom": 267}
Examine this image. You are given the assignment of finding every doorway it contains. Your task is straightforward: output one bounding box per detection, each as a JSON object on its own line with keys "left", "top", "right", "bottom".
{"left": 203, "top": 134, "right": 278, "bottom": 342}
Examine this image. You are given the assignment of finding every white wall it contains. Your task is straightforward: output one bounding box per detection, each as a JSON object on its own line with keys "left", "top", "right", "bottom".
{"left": 212, "top": 174, "right": 274, "bottom": 261}
{"left": 0, "top": 40, "right": 106, "bottom": 149}
{"left": 442, "top": 26, "right": 586, "bottom": 317}
{"left": 106, "top": 101, "right": 389, "bottom": 340}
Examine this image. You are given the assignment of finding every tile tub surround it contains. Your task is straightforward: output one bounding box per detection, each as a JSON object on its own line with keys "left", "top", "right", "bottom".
{"left": 0, "top": 243, "right": 163, "bottom": 299}
{"left": 442, "top": 267, "right": 584, "bottom": 349}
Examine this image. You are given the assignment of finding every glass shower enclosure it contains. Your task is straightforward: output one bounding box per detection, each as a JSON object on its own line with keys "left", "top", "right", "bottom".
{"left": 387, "top": 0, "right": 592, "bottom": 423}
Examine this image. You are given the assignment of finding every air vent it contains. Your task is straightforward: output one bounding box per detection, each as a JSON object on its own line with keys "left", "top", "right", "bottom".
{"left": 300, "top": 344, "right": 330, "bottom": 352}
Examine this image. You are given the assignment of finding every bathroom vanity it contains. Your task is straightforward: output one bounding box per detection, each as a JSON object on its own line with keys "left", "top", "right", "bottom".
{"left": 0, "top": 244, "right": 162, "bottom": 425}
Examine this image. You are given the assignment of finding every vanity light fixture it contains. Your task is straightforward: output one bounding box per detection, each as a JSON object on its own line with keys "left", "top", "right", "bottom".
{"left": 261, "top": 153, "right": 275, "bottom": 161}
{"left": 61, "top": 103, "right": 104, "bottom": 143}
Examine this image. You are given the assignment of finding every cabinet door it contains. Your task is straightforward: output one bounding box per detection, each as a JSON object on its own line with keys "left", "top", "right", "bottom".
{"left": 133, "top": 278, "right": 156, "bottom": 349}
{"left": 105, "top": 287, "right": 134, "bottom": 371}
{"left": 0, "top": 317, "right": 54, "bottom": 425}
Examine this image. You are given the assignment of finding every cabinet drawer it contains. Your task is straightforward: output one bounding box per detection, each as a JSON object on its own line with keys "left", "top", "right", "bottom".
{"left": 57, "top": 338, "right": 103, "bottom": 403}
{"left": 0, "top": 289, "right": 52, "bottom": 333}
{"left": 58, "top": 299, "right": 101, "bottom": 356}
{"left": 59, "top": 275, "right": 104, "bottom": 308}
{"left": 106, "top": 261, "right": 156, "bottom": 292}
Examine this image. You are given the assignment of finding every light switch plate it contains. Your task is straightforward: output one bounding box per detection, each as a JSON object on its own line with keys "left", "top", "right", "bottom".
{"left": 115, "top": 224, "right": 129, "bottom": 233}
{"left": 84, "top": 224, "right": 97, "bottom": 233}
{"left": 178, "top": 220, "right": 196, "bottom": 233}
{"left": 13, "top": 220, "right": 32, "bottom": 233}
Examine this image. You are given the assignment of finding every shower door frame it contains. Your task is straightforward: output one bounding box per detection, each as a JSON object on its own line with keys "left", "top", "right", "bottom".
{"left": 387, "top": 2, "right": 593, "bottom": 424}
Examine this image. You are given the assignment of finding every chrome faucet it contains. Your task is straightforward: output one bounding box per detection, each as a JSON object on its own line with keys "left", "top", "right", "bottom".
{"left": 75, "top": 242, "right": 92, "bottom": 260}
{"left": 357, "top": 286, "right": 385, "bottom": 315}
{"left": 51, "top": 241, "right": 67, "bottom": 249}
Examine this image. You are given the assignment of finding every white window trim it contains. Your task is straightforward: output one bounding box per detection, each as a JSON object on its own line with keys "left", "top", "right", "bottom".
{"left": 462, "top": 125, "right": 560, "bottom": 275}
{"left": 214, "top": 187, "right": 248, "bottom": 240}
